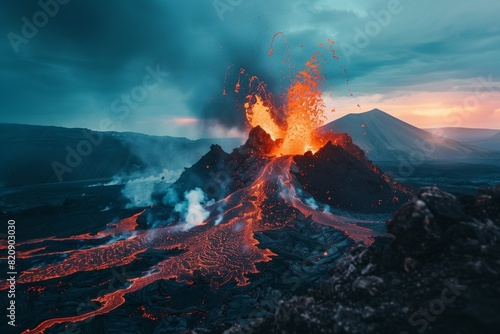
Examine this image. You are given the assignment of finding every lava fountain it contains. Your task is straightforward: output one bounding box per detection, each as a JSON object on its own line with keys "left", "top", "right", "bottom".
{"left": 245, "top": 53, "right": 327, "bottom": 155}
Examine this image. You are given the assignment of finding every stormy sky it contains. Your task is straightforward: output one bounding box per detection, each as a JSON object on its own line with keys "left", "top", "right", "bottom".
{"left": 1, "top": 0, "right": 499, "bottom": 138}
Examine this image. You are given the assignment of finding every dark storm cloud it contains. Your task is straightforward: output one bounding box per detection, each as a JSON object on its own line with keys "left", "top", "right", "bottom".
{"left": 0, "top": 0, "right": 285, "bottom": 132}
{"left": 0, "top": 0, "right": 499, "bottom": 134}
{"left": 1, "top": 1, "right": 172, "bottom": 123}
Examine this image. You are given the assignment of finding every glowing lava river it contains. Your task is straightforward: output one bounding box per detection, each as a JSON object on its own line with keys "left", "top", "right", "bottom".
{"left": 1, "top": 155, "right": 389, "bottom": 333}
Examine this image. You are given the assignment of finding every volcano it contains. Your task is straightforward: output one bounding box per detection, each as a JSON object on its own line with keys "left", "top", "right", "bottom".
{"left": 168, "top": 126, "right": 405, "bottom": 214}
{"left": 2, "top": 122, "right": 410, "bottom": 333}
{"left": 0, "top": 43, "right": 416, "bottom": 333}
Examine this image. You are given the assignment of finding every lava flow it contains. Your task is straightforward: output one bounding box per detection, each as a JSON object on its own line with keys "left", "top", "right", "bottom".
{"left": 3, "top": 38, "right": 398, "bottom": 333}
{"left": 10, "top": 152, "right": 383, "bottom": 333}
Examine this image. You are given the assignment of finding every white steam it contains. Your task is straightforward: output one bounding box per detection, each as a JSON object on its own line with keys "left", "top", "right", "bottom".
{"left": 110, "top": 169, "right": 182, "bottom": 208}
{"left": 123, "top": 181, "right": 157, "bottom": 208}
{"left": 305, "top": 197, "right": 319, "bottom": 210}
{"left": 174, "top": 188, "right": 213, "bottom": 231}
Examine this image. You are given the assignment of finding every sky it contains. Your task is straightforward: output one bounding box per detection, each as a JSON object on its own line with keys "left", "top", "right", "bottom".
{"left": 1, "top": 0, "right": 499, "bottom": 138}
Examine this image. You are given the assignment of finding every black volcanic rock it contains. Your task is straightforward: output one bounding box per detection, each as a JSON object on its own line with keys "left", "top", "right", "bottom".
{"left": 226, "top": 186, "right": 500, "bottom": 334}
{"left": 242, "top": 126, "right": 277, "bottom": 155}
{"left": 460, "top": 185, "right": 500, "bottom": 224}
{"left": 292, "top": 141, "right": 407, "bottom": 213}
{"left": 167, "top": 128, "right": 275, "bottom": 202}
{"left": 384, "top": 187, "right": 471, "bottom": 265}
{"left": 168, "top": 144, "right": 232, "bottom": 201}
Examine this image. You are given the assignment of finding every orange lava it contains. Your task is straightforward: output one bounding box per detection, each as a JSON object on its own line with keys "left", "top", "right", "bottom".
{"left": 244, "top": 50, "right": 332, "bottom": 156}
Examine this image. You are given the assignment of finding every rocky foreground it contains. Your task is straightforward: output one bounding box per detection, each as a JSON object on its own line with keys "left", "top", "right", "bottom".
{"left": 221, "top": 186, "right": 500, "bottom": 334}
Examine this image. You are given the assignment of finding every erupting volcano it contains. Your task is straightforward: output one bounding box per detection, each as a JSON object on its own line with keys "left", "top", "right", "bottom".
{"left": 1, "top": 39, "right": 409, "bottom": 334}
{"left": 244, "top": 40, "right": 341, "bottom": 156}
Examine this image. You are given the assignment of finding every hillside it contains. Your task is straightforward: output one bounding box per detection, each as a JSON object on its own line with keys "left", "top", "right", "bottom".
{"left": 426, "top": 127, "right": 500, "bottom": 151}
{"left": 468, "top": 131, "right": 500, "bottom": 151}
{"left": 425, "top": 127, "right": 498, "bottom": 141}
{"left": 0, "top": 123, "right": 242, "bottom": 188}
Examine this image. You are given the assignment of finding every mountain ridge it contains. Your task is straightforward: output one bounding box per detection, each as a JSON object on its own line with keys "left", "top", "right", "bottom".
{"left": 425, "top": 127, "right": 500, "bottom": 151}
{"left": 0, "top": 123, "right": 243, "bottom": 188}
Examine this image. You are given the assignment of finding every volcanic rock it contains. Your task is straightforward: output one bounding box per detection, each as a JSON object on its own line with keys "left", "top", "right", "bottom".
{"left": 165, "top": 126, "right": 280, "bottom": 204}
{"left": 242, "top": 126, "right": 278, "bottom": 155}
{"left": 384, "top": 187, "right": 471, "bottom": 266}
{"left": 225, "top": 186, "right": 500, "bottom": 334}
{"left": 168, "top": 144, "right": 233, "bottom": 201}
{"left": 292, "top": 141, "right": 407, "bottom": 213}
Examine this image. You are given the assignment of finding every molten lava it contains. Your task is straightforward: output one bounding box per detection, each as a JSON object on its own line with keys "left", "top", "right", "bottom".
{"left": 244, "top": 44, "right": 335, "bottom": 156}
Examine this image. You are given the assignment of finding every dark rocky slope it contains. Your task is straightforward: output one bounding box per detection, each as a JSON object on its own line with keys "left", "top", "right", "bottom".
{"left": 293, "top": 141, "right": 404, "bottom": 213}
{"left": 167, "top": 126, "right": 407, "bottom": 213}
{"left": 224, "top": 186, "right": 500, "bottom": 334}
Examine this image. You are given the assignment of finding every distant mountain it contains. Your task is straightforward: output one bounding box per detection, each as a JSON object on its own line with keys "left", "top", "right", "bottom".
{"left": 426, "top": 127, "right": 500, "bottom": 151}
{"left": 321, "top": 109, "right": 495, "bottom": 162}
{"left": 467, "top": 131, "right": 500, "bottom": 151}
{"left": 425, "top": 127, "right": 499, "bottom": 142}
{"left": 0, "top": 123, "right": 243, "bottom": 188}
